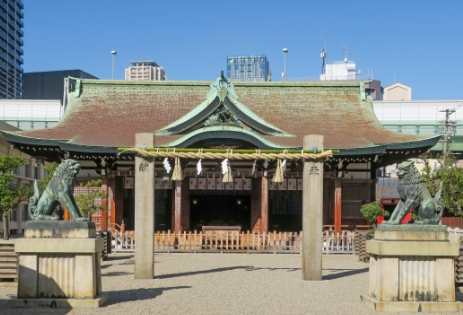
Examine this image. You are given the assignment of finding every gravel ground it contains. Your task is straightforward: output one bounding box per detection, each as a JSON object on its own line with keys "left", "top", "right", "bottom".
{"left": 1, "top": 253, "right": 462, "bottom": 315}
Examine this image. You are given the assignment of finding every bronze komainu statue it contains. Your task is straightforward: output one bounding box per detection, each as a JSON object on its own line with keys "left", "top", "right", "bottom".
{"left": 383, "top": 160, "right": 444, "bottom": 225}
{"left": 28, "top": 159, "right": 88, "bottom": 221}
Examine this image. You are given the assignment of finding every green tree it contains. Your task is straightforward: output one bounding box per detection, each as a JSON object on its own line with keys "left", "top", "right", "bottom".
{"left": 421, "top": 155, "right": 463, "bottom": 217}
{"left": 74, "top": 179, "right": 107, "bottom": 218}
{"left": 37, "top": 161, "right": 59, "bottom": 192}
{"left": 0, "top": 155, "right": 33, "bottom": 240}
{"left": 360, "top": 201, "right": 390, "bottom": 230}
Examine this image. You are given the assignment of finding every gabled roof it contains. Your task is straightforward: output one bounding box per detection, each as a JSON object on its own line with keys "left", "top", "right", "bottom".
{"left": 2, "top": 75, "right": 439, "bottom": 156}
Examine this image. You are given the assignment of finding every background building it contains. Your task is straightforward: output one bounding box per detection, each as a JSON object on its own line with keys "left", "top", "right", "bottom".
{"left": 0, "top": 99, "right": 61, "bottom": 130}
{"left": 0, "top": 121, "right": 46, "bottom": 235}
{"left": 383, "top": 82, "right": 412, "bottom": 101}
{"left": 124, "top": 61, "right": 165, "bottom": 81}
{"left": 226, "top": 55, "right": 270, "bottom": 82}
{"left": 23, "top": 69, "right": 98, "bottom": 101}
{"left": 0, "top": 0, "right": 24, "bottom": 99}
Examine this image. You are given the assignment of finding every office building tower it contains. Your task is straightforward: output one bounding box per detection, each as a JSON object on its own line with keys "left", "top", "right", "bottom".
{"left": 226, "top": 55, "right": 270, "bottom": 82}
{"left": 125, "top": 61, "right": 165, "bottom": 81}
{"left": 23, "top": 70, "right": 98, "bottom": 101}
{"left": 0, "top": 0, "right": 24, "bottom": 99}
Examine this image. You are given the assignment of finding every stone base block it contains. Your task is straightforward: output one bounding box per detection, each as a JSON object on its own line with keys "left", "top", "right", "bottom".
{"left": 8, "top": 294, "right": 108, "bottom": 308}
{"left": 24, "top": 221, "right": 96, "bottom": 238}
{"left": 15, "top": 238, "right": 103, "bottom": 301}
{"left": 360, "top": 295, "right": 463, "bottom": 312}
{"left": 375, "top": 224, "right": 449, "bottom": 241}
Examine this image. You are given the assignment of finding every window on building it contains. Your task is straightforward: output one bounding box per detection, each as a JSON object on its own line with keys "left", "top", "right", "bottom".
{"left": 22, "top": 204, "right": 28, "bottom": 221}
{"left": 10, "top": 209, "right": 16, "bottom": 222}
{"left": 24, "top": 163, "right": 29, "bottom": 178}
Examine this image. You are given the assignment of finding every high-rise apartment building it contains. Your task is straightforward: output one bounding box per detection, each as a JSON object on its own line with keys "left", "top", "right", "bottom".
{"left": 124, "top": 61, "right": 165, "bottom": 81}
{"left": 226, "top": 55, "right": 270, "bottom": 82}
{"left": 0, "top": 0, "right": 24, "bottom": 99}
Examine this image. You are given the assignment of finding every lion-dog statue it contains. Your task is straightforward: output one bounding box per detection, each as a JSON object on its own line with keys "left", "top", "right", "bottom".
{"left": 382, "top": 160, "right": 444, "bottom": 225}
{"left": 28, "top": 159, "right": 88, "bottom": 221}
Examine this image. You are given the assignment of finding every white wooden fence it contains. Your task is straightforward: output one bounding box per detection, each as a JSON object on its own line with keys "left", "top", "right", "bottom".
{"left": 448, "top": 227, "right": 463, "bottom": 243}
{"left": 112, "top": 230, "right": 355, "bottom": 254}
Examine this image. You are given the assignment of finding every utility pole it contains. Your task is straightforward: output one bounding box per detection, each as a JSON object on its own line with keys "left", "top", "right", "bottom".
{"left": 283, "top": 48, "right": 288, "bottom": 82}
{"left": 439, "top": 109, "right": 457, "bottom": 159}
{"left": 111, "top": 50, "right": 117, "bottom": 80}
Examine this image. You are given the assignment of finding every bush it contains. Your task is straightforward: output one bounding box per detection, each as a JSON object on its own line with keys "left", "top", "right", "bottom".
{"left": 360, "top": 201, "right": 390, "bottom": 229}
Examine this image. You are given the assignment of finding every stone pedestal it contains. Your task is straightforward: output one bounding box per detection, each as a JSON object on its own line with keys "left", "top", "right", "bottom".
{"left": 360, "top": 225, "right": 463, "bottom": 312}
{"left": 9, "top": 221, "right": 107, "bottom": 308}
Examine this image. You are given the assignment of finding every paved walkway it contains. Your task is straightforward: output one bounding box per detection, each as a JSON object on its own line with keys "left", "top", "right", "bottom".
{"left": 1, "top": 253, "right": 462, "bottom": 315}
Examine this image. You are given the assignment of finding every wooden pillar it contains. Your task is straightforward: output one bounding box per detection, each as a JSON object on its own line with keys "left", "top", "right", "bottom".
{"left": 181, "top": 180, "right": 190, "bottom": 232}
{"left": 334, "top": 178, "right": 342, "bottom": 234}
{"left": 63, "top": 208, "right": 70, "bottom": 221}
{"left": 101, "top": 176, "right": 108, "bottom": 231}
{"left": 302, "top": 135, "right": 324, "bottom": 281}
{"left": 174, "top": 180, "right": 182, "bottom": 232}
{"left": 114, "top": 177, "right": 124, "bottom": 225}
{"left": 251, "top": 178, "right": 262, "bottom": 232}
{"left": 101, "top": 199, "right": 108, "bottom": 231}
{"left": 134, "top": 133, "right": 155, "bottom": 279}
{"left": 261, "top": 176, "right": 268, "bottom": 233}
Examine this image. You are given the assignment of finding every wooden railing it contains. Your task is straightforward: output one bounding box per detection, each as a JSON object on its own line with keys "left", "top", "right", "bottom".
{"left": 112, "top": 230, "right": 356, "bottom": 254}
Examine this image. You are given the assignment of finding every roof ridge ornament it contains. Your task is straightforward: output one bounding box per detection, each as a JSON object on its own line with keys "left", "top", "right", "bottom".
{"left": 206, "top": 71, "right": 238, "bottom": 102}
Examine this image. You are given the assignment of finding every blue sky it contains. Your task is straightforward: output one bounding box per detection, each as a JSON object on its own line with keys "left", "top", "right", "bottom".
{"left": 24, "top": 0, "right": 463, "bottom": 100}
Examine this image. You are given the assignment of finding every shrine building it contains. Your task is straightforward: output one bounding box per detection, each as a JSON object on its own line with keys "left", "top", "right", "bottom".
{"left": 1, "top": 74, "right": 440, "bottom": 233}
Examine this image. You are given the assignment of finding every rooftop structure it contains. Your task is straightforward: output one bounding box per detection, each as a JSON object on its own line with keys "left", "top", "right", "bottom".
{"left": 23, "top": 70, "right": 98, "bottom": 101}
{"left": 0, "top": 0, "right": 24, "bottom": 99}
{"left": 383, "top": 82, "right": 412, "bottom": 101}
{"left": 226, "top": 55, "right": 270, "bottom": 82}
{"left": 124, "top": 60, "right": 165, "bottom": 81}
{"left": 0, "top": 99, "right": 61, "bottom": 130}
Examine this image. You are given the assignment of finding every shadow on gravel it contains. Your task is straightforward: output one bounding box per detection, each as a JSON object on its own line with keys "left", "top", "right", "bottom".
{"left": 322, "top": 267, "right": 368, "bottom": 280}
{"left": 105, "top": 255, "right": 134, "bottom": 261}
{"left": 157, "top": 266, "right": 251, "bottom": 279}
{"left": 102, "top": 271, "right": 131, "bottom": 277}
{"left": 245, "top": 267, "right": 300, "bottom": 272}
{"left": 104, "top": 286, "right": 191, "bottom": 305}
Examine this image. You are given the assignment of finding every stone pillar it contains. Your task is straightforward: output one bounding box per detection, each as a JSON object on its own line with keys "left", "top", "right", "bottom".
{"left": 334, "top": 178, "right": 342, "bottom": 234}
{"left": 134, "top": 133, "right": 155, "bottom": 279}
{"left": 260, "top": 177, "right": 268, "bottom": 233}
{"left": 302, "top": 135, "right": 324, "bottom": 281}
{"left": 174, "top": 180, "right": 182, "bottom": 232}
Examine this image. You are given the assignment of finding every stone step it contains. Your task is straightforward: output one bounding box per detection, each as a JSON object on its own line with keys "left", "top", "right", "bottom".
{"left": 0, "top": 256, "right": 18, "bottom": 262}
{"left": 0, "top": 263, "right": 18, "bottom": 269}
{"left": 0, "top": 252, "right": 17, "bottom": 257}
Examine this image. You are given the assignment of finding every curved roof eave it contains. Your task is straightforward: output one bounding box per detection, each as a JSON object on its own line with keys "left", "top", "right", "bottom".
{"left": 158, "top": 126, "right": 299, "bottom": 149}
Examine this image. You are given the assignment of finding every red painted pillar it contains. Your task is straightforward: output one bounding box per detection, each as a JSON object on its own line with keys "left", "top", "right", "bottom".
{"left": 334, "top": 178, "right": 342, "bottom": 234}
{"left": 261, "top": 177, "right": 268, "bottom": 233}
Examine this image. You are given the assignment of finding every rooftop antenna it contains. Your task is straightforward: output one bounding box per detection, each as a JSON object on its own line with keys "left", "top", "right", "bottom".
{"left": 342, "top": 44, "right": 350, "bottom": 62}
{"left": 321, "top": 33, "right": 327, "bottom": 75}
